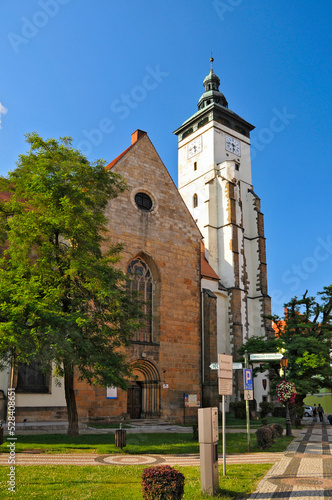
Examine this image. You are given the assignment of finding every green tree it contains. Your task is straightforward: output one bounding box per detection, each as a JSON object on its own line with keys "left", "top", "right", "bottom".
{"left": 0, "top": 133, "right": 141, "bottom": 435}
{"left": 239, "top": 288, "right": 332, "bottom": 404}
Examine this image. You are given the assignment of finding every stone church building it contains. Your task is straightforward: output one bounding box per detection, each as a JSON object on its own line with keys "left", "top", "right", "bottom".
{"left": 0, "top": 61, "right": 272, "bottom": 424}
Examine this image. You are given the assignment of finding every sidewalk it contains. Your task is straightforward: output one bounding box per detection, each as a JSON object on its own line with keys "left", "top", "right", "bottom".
{"left": 0, "top": 450, "right": 284, "bottom": 467}
{"left": 249, "top": 421, "right": 332, "bottom": 499}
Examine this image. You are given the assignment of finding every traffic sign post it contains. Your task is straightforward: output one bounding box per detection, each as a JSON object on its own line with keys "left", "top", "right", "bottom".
{"left": 244, "top": 390, "right": 254, "bottom": 400}
{"left": 218, "top": 353, "right": 233, "bottom": 476}
{"left": 244, "top": 352, "right": 251, "bottom": 452}
{"left": 244, "top": 369, "right": 253, "bottom": 391}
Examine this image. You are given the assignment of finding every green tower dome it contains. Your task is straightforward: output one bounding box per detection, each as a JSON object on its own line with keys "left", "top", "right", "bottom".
{"left": 198, "top": 58, "right": 228, "bottom": 110}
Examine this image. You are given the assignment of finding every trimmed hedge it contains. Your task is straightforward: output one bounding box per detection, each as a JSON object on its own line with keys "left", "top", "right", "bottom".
{"left": 271, "top": 423, "right": 284, "bottom": 438}
{"left": 141, "top": 465, "right": 185, "bottom": 500}
{"left": 268, "top": 424, "right": 277, "bottom": 440}
{"left": 256, "top": 426, "right": 274, "bottom": 449}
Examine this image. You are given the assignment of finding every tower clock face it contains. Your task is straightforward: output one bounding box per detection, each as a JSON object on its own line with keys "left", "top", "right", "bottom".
{"left": 187, "top": 137, "right": 202, "bottom": 159}
{"left": 225, "top": 135, "right": 241, "bottom": 156}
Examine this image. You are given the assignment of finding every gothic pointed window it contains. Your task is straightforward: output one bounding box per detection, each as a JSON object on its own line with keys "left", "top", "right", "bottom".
{"left": 193, "top": 193, "right": 198, "bottom": 208}
{"left": 127, "top": 258, "right": 153, "bottom": 343}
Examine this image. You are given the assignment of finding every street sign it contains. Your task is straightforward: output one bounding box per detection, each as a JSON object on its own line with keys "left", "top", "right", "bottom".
{"left": 218, "top": 354, "right": 233, "bottom": 396}
{"left": 244, "top": 369, "right": 253, "bottom": 391}
{"left": 233, "top": 362, "right": 243, "bottom": 370}
{"left": 218, "top": 378, "right": 233, "bottom": 396}
{"left": 250, "top": 353, "right": 283, "bottom": 362}
{"left": 210, "top": 362, "right": 243, "bottom": 370}
{"left": 218, "top": 354, "right": 233, "bottom": 379}
{"left": 244, "top": 390, "right": 254, "bottom": 401}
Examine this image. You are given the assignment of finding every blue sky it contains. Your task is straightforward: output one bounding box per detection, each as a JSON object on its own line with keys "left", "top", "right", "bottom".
{"left": 0, "top": 0, "right": 331, "bottom": 316}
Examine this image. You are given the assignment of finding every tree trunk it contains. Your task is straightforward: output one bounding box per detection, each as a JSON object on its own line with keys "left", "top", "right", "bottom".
{"left": 64, "top": 362, "right": 79, "bottom": 436}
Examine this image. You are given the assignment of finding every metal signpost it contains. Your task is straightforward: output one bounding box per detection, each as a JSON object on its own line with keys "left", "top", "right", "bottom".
{"left": 243, "top": 352, "right": 253, "bottom": 452}
{"left": 218, "top": 353, "right": 233, "bottom": 476}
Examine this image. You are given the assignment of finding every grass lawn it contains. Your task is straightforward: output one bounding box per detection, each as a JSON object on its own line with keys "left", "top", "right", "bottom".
{"left": 0, "top": 432, "right": 294, "bottom": 455}
{"left": 224, "top": 415, "right": 286, "bottom": 428}
{"left": 88, "top": 415, "right": 289, "bottom": 430}
{"left": 0, "top": 463, "right": 272, "bottom": 499}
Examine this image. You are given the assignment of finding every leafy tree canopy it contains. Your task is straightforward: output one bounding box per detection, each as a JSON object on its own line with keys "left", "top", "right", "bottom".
{"left": 239, "top": 288, "right": 332, "bottom": 401}
{"left": 0, "top": 133, "right": 142, "bottom": 434}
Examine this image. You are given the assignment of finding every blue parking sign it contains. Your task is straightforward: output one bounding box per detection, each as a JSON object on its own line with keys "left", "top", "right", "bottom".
{"left": 244, "top": 369, "right": 253, "bottom": 391}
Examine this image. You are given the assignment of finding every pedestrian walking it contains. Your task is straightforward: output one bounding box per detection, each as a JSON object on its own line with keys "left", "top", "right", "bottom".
{"left": 318, "top": 404, "right": 324, "bottom": 422}
{"left": 313, "top": 404, "right": 317, "bottom": 422}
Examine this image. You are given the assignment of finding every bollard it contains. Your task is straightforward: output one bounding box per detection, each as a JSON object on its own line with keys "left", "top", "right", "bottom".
{"left": 115, "top": 424, "right": 126, "bottom": 449}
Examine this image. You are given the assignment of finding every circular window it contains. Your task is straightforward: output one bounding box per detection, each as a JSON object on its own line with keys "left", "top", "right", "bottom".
{"left": 135, "top": 192, "right": 153, "bottom": 211}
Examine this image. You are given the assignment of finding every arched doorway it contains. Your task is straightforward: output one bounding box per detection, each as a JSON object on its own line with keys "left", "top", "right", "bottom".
{"left": 127, "top": 360, "right": 160, "bottom": 419}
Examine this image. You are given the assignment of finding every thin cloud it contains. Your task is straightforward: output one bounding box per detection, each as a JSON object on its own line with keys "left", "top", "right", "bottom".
{"left": 0, "top": 103, "right": 8, "bottom": 129}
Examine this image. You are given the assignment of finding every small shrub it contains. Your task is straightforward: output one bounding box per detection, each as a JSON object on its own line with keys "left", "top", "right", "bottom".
{"left": 261, "top": 417, "right": 268, "bottom": 426}
{"left": 271, "top": 423, "right": 284, "bottom": 438}
{"left": 192, "top": 424, "right": 198, "bottom": 441}
{"left": 268, "top": 424, "right": 277, "bottom": 440}
{"left": 141, "top": 465, "right": 185, "bottom": 500}
{"left": 256, "top": 426, "right": 274, "bottom": 449}
{"left": 259, "top": 402, "right": 274, "bottom": 418}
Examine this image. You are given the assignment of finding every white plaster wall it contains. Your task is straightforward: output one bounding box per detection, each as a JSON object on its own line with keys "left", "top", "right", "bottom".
{"left": 242, "top": 186, "right": 257, "bottom": 239}
{"left": 178, "top": 125, "right": 216, "bottom": 190}
{"left": 201, "top": 278, "right": 229, "bottom": 357}
{"left": 244, "top": 239, "right": 259, "bottom": 298}
{"left": 248, "top": 298, "right": 265, "bottom": 338}
{"left": 16, "top": 375, "right": 66, "bottom": 407}
{"left": 0, "top": 366, "right": 11, "bottom": 395}
{"left": 253, "top": 370, "right": 270, "bottom": 406}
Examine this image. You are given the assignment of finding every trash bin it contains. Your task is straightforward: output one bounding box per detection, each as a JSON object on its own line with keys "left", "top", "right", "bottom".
{"left": 115, "top": 425, "right": 126, "bottom": 449}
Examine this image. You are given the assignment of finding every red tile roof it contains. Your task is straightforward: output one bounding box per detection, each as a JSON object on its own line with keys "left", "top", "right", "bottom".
{"left": 105, "top": 129, "right": 147, "bottom": 170}
{"left": 105, "top": 144, "right": 133, "bottom": 170}
{"left": 201, "top": 241, "right": 219, "bottom": 280}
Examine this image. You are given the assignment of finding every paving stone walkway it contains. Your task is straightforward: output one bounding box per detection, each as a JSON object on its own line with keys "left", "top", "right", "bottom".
{"left": 0, "top": 450, "right": 284, "bottom": 467}
{"left": 249, "top": 422, "right": 332, "bottom": 499}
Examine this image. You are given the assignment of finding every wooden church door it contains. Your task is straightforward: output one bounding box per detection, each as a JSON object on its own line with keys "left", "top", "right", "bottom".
{"left": 127, "top": 383, "right": 142, "bottom": 419}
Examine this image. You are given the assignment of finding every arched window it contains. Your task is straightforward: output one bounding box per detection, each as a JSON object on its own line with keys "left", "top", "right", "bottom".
{"left": 193, "top": 193, "right": 198, "bottom": 208}
{"left": 127, "top": 258, "right": 153, "bottom": 343}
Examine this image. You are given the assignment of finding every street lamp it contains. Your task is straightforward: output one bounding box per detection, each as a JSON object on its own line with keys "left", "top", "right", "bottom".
{"left": 280, "top": 356, "right": 292, "bottom": 436}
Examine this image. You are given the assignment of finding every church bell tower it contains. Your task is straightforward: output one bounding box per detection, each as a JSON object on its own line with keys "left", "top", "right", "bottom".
{"left": 174, "top": 59, "right": 272, "bottom": 392}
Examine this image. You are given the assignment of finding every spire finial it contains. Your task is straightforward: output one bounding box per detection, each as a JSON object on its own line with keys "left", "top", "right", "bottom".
{"left": 210, "top": 54, "right": 214, "bottom": 71}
